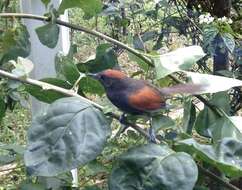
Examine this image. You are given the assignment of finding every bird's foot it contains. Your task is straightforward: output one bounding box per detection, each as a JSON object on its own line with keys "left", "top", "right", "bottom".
{"left": 148, "top": 127, "right": 157, "bottom": 144}
{"left": 114, "top": 114, "right": 129, "bottom": 138}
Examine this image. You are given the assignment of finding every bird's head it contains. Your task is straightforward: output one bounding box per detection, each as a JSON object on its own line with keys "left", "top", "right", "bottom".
{"left": 87, "top": 69, "right": 127, "bottom": 89}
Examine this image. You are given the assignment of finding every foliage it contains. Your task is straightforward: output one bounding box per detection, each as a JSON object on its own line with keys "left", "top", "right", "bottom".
{"left": 0, "top": 0, "right": 242, "bottom": 190}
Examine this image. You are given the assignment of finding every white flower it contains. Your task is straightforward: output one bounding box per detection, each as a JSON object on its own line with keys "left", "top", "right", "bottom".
{"left": 207, "top": 17, "right": 214, "bottom": 24}
{"left": 221, "top": 16, "right": 227, "bottom": 22}
{"left": 228, "top": 18, "right": 233, "bottom": 24}
{"left": 218, "top": 18, "right": 222, "bottom": 22}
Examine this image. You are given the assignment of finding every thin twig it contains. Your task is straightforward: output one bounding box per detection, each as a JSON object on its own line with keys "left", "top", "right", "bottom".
{"left": 198, "top": 165, "right": 241, "bottom": 190}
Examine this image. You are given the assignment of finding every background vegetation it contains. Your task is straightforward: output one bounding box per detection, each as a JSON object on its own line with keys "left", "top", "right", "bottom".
{"left": 0, "top": 0, "right": 242, "bottom": 189}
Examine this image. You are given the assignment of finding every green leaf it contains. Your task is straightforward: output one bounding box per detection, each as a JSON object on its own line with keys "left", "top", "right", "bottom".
{"left": 24, "top": 97, "right": 111, "bottom": 176}
{"left": 78, "top": 76, "right": 105, "bottom": 96}
{"left": 109, "top": 144, "right": 198, "bottom": 190}
{"left": 0, "top": 155, "right": 15, "bottom": 165}
{"left": 0, "top": 24, "right": 30, "bottom": 64}
{"left": 19, "top": 181, "right": 45, "bottom": 190}
{"left": 222, "top": 33, "right": 235, "bottom": 53}
{"left": 25, "top": 78, "right": 72, "bottom": 103}
{"left": 84, "top": 160, "right": 108, "bottom": 176}
{"left": 194, "top": 106, "right": 219, "bottom": 137}
{"left": 83, "top": 186, "right": 102, "bottom": 190}
{"left": 209, "top": 115, "right": 242, "bottom": 142}
{"left": 77, "top": 44, "right": 119, "bottom": 73}
{"left": 153, "top": 46, "right": 205, "bottom": 79}
{"left": 176, "top": 138, "right": 242, "bottom": 177}
{"left": 35, "top": 23, "right": 60, "bottom": 48}
{"left": 55, "top": 53, "right": 80, "bottom": 84}
{"left": 151, "top": 115, "right": 175, "bottom": 132}
{"left": 41, "top": 0, "right": 51, "bottom": 7}
{"left": 128, "top": 52, "right": 149, "bottom": 71}
{"left": 0, "top": 144, "right": 25, "bottom": 155}
{"left": 194, "top": 92, "right": 230, "bottom": 137}
{"left": 38, "top": 173, "right": 73, "bottom": 189}
{"left": 203, "top": 25, "right": 219, "bottom": 53}
{"left": 182, "top": 97, "right": 196, "bottom": 134}
{"left": 0, "top": 98, "right": 5, "bottom": 121}
{"left": 58, "top": 0, "right": 102, "bottom": 18}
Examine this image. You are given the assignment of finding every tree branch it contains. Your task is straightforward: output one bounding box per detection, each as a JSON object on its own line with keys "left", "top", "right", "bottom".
{"left": 198, "top": 165, "right": 241, "bottom": 190}
{"left": 0, "top": 13, "right": 153, "bottom": 67}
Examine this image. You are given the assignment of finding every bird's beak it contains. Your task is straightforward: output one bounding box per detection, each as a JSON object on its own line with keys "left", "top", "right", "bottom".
{"left": 87, "top": 73, "right": 99, "bottom": 80}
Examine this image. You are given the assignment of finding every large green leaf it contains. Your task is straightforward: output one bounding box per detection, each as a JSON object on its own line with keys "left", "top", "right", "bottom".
{"left": 153, "top": 46, "right": 205, "bottom": 79}
{"left": 58, "top": 0, "right": 102, "bottom": 18}
{"left": 55, "top": 53, "right": 80, "bottom": 84}
{"left": 0, "top": 24, "right": 30, "bottom": 64}
{"left": 35, "top": 23, "right": 60, "bottom": 48}
{"left": 25, "top": 78, "right": 72, "bottom": 103}
{"left": 194, "top": 92, "right": 230, "bottom": 137}
{"left": 109, "top": 144, "right": 198, "bottom": 190}
{"left": 209, "top": 115, "right": 242, "bottom": 142}
{"left": 151, "top": 115, "right": 175, "bottom": 132}
{"left": 176, "top": 138, "right": 242, "bottom": 177}
{"left": 222, "top": 33, "right": 235, "bottom": 53}
{"left": 77, "top": 43, "right": 118, "bottom": 73}
{"left": 24, "top": 97, "right": 111, "bottom": 176}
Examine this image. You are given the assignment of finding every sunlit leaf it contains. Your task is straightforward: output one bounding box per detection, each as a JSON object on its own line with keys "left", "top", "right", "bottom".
{"left": 58, "top": 0, "right": 102, "bottom": 19}
{"left": 186, "top": 72, "right": 242, "bottom": 94}
{"left": 109, "top": 144, "right": 198, "bottom": 190}
{"left": 35, "top": 23, "right": 60, "bottom": 48}
{"left": 24, "top": 97, "right": 110, "bottom": 176}
{"left": 153, "top": 46, "right": 205, "bottom": 79}
{"left": 176, "top": 138, "right": 242, "bottom": 177}
{"left": 41, "top": 0, "right": 50, "bottom": 7}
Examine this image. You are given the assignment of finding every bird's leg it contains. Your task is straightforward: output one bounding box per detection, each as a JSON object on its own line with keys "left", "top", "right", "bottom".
{"left": 149, "top": 117, "right": 157, "bottom": 143}
{"left": 114, "top": 113, "right": 129, "bottom": 138}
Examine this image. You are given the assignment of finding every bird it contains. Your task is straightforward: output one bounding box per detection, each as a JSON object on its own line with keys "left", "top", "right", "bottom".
{"left": 88, "top": 69, "right": 203, "bottom": 142}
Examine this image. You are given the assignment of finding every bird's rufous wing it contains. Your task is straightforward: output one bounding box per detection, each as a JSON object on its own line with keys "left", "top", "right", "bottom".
{"left": 128, "top": 86, "right": 166, "bottom": 112}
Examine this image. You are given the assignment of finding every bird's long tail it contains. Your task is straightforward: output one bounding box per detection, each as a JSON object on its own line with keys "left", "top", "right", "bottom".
{"left": 159, "top": 83, "right": 205, "bottom": 95}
